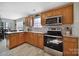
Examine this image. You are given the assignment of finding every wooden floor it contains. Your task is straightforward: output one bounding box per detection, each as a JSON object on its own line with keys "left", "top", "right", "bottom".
{"left": 0, "top": 41, "right": 51, "bottom": 56}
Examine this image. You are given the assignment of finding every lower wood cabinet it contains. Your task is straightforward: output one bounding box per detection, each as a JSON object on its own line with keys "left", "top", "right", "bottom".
{"left": 25, "top": 32, "right": 34, "bottom": 44}
{"left": 25, "top": 32, "right": 44, "bottom": 49}
{"left": 7, "top": 32, "right": 24, "bottom": 49}
{"left": 63, "top": 37, "right": 78, "bottom": 56}
{"left": 8, "top": 33, "right": 18, "bottom": 49}
{"left": 32, "top": 33, "right": 38, "bottom": 46}
{"left": 24, "top": 32, "right": 29, "bottom": 43}
{"left": 18, "top": 33, "right": 24, "bottom": 45}
{"left": 8, "top": 32, "right": 44, "bottom": 49}
{"left": 37, "top": 33, "right": 44, "bottom": 49}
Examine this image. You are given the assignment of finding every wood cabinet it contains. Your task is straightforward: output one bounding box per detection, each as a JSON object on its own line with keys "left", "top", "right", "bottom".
{"left": 24, "top": 32, "right": 44, "bottom": 49}
{"left": 41, "top": 13, "right": 46, "bottom": 25}
{"left": 63, "top": 37, "right": 78, "bottom": 56}
{"left": 7, "top": 32, "right": 24, "bottom": 49}
{"left": 24, "top": 32, "right": 28, "bottom": 42}
{"left": 25, "top": 32, "right": 36, "bottom": 45}
{"left": 63, "top": 5, "right": 73, "bottom": 24}
{"left": 41, "top": 4, "right": 73, "bottom": 25}
{"left": 8, "top": 33, "right": 18, "bottom": 49}
{"left": 32, "top": 33, "right": 38, "bottom": 46}
{"left": 25, "top": 32, "right": 32, "bottom": 44}
{"left": 37, "top": 33, "right": 44, "bottom": 49}
{"left": 54, "top": 8, "right": 64, "bottom": 16}
{"left": 25, "top": 16, "right": 34, "bottom": 27}
{"left": 28, "top": 32, "right": 34, "bottom": 45}
{"left": 18, "top": 33, "right": 24, "bottom": 45}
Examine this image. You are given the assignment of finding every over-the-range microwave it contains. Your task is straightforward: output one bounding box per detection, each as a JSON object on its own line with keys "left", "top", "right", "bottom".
{"left": 46, "top": 16, "right": 62, "bottom": 25}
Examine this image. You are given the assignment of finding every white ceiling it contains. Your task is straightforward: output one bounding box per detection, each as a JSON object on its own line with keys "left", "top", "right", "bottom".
{"left": 0, "top": 2, "right": 69, "bottom": 20}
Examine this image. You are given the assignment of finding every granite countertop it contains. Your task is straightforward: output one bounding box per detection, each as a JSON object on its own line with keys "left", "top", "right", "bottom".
{"left": 5, "top": 31, "right": 24, "bottom": 34}
{"left": 63, "top": 35, "right": 79, "bottom": 38}
{"left": 28, "top": 31, "right": 44, "bottom": 34}
{"left": 5, "top": 31, "right": 45, "bottom": 34}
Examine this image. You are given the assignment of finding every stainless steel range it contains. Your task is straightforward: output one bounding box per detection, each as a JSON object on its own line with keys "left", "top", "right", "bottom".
{"left": 44, "top": 31, "right": 63, "bottom": 56}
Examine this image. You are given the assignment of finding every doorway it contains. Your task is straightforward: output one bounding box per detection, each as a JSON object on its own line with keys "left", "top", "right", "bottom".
{"left": 0, "top": 20, "right": 8, "bottom": 54}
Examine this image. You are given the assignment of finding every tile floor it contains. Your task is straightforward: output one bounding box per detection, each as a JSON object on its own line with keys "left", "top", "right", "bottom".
{"left": 0, "top": 42, "right": 51, "bottom": 56}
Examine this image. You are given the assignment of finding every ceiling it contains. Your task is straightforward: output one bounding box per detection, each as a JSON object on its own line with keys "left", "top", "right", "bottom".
{"left": 0, "top": 2, "right": 69, "bottom": 20}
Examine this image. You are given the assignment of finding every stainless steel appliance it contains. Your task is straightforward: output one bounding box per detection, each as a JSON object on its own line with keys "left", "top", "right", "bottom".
{"left": 46, "top": 16, "right": 62, "bottom": 26}
{"left": 44, "top": 31, "right": 63, "bottom": 56}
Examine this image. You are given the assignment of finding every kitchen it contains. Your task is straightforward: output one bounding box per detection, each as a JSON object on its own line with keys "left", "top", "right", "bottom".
{"left": 0, "top": 2, "right": 79, "bottom": 56}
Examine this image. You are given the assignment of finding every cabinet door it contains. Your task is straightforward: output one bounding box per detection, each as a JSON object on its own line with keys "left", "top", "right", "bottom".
{"left": 18, "top": 33, "right": 24, "bottom": 45}
{"left": 63, "top": 5, "right": 73, "bottom": 24}
{"left": 29, "top": 33, "right": 34, "bottom": 45}
{"left": 32, "top": 33, "right": 38, "bottom": 47}
{"left": 37, "top": 33, "right": 44, "bottom": 49}
{"left": 41, "top": 13, "right": 47, "bottom": 26}
{"left": 27, "top": 32, "right": 31, "bottom": 44}
{"left": 55, "top": 8, "right": 64, "bottom": 16}
{"left": 25, "top": 32, "right": 30, "bottom": 43}
{"left": 25, "top": 32, "right": 33, "bottom": 44}
{"left": 8, "top": 34, "right": 18, "bottom": 49}
{"left": 50, "top": 10, "right": 56, "bottom": 16}
{"left": 25, "top": 16, "right": 34, "bottom": 27}
{"left": 63, "top": 37, "right": 78, "bottom": 56}
{"left": 25, "top": 17, "right": 29, "bottom": 26}
{"left": 24, "top": 32, "right": 27, "bottom": 42}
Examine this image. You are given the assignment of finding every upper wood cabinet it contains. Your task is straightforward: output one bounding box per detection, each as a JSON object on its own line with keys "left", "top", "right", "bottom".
{"left": 63, "top": 5, "right": 73, "bottom": 24}
{"left": 25, "top": 17, "right": 29, "bottom": 26}
{"left": 25, "top": 16, "right": 34, "bottom": 27}
{"left": 54, "top": 8, "right": 64, "bottom": 16}
{"left": 41, "top": 4, "right": 73, "bottom": 25}
{"left": 63, "top": 37, "right": 78, "bottom": 56}
{"left": 41, "top": 13, "right": 46, "bottom": 25}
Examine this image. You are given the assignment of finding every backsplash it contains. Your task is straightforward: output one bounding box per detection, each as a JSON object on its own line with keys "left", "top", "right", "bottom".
{"left": 31, "top": 26, "right": 48, "bottom": 33}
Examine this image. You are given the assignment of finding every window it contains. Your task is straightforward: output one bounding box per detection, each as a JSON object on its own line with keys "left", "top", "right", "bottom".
{"left": 33, "top": 16, "right": 42, "bottom": 28}
{"left": 16, "top": 21, "right": 23, "bottom": 31}
{"left": 6, "top": 22, "right": 9, "bottom": 29}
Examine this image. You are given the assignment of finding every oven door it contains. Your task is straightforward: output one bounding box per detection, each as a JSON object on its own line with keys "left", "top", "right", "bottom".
{"left": 44, "top": 36, "right": 63, "bottom": 52}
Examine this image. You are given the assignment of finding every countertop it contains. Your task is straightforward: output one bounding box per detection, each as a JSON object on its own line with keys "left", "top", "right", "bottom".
{"left": 5, "top": 31, "right": 24, "bottom": 34}
{"left": 5, "top": 31, "right": 79, "bottom": 38}
{"left": 63, "top": 35, "right": 79, "bottom": 38}
{"left": 27, "top": 31, "right": 45, "bottom": 34}
{"left": 5, "top": 31, "right": 45, "bottom": 34}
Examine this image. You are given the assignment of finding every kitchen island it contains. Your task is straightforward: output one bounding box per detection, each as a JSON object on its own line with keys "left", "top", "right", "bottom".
{"left": 6, "top": 31, "right": 25, "bottom": 49}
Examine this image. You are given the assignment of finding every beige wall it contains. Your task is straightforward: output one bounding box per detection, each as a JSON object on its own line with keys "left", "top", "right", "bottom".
{"left": 72, "top": 2, "right": 79, "bottom": 37}
{"left": 73, "top": 2, "right": 79, "bottom": 55}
